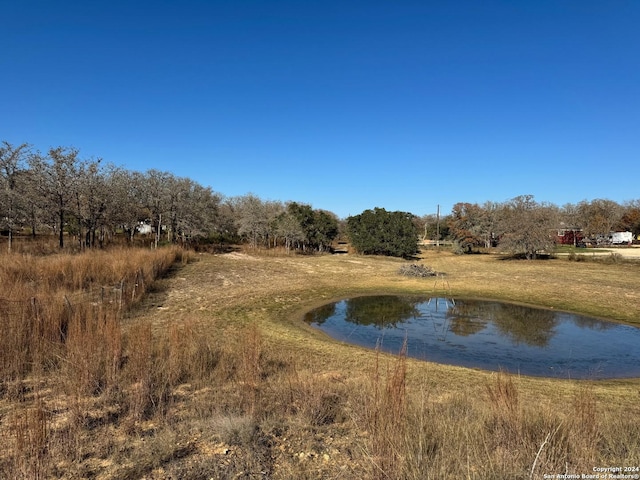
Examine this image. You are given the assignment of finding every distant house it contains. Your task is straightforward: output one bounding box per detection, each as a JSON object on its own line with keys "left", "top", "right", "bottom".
{"left": 137, "top": 222, "right": 153, "bottom": 235}
{"left": 556, "top": 228, "right": 583, "bottom": 245}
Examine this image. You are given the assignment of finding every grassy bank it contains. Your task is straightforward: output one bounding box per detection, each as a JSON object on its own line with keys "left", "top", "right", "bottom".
{"left": 1, "top": 247, "right": 639, "bottom": 479}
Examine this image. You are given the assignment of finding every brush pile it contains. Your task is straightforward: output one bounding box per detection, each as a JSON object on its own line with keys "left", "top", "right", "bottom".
{"left": 398, "top": 263, "right": 437, "bottom": 278}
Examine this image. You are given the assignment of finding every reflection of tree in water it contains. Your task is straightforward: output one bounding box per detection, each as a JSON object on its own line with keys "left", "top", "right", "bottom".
{"left": 571, "top": 315, "right": 614, "bottom": 331}
{"left": 344, "top": 296, "right": 420, "bottom": 328}
{"left": 303, "top": 302, "right": 337, "bottom": 326}
{"left": 446, "top": 302, "right": 488, "bottom": 336}
{"left": 489, "top": 303, "right": 558, "bottom": 347}
{"left": 307, "top": 297, "right": 561, "bottom": 345}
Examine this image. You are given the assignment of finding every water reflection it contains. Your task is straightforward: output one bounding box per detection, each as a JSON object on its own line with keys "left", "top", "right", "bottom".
{"left": 456, "top": 302, "right": 558, "bottom": 347}
{"left": 304, "top": 295, "right": 640, "bottom": 379}
{"left": 305, "top": 302, "right": 337, "bottom": 326}
{"left": 344, "top": 295, "right": 420, "bottom": 328}
{"left": 446, "top": 301, "right": 488, "bottom": 337}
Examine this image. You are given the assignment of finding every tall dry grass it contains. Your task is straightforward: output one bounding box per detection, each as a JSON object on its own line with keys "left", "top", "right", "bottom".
{"left": 2, "top": 249, "right": 640, "bottom": 479}
{"left": 2, "top": 248, "right": 222, "bottom": 477}
{"left": 10, "top": 395, "right": 50, "bottom": 480}
{"left": 0, "top": 247, "right": 188, "bottom": 384}
{"left": 360, "top": 340, "right": 409, "bottom": 479}
{"left": 344, "top": 359, "right": 640, "bottom": 480}
{"left": 4, "top": 310, "right": 639, "bottom": 479}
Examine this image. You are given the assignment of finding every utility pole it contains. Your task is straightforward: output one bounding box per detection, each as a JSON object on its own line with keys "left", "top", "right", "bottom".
{"left": 436, "top": 204, "right": 440, "bottom": 247}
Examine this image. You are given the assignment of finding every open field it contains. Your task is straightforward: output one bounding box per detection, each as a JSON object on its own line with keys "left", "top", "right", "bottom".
{"left": 2, "top": 247, "right": 640, "bottom": 479}
{"left": 559, "top": 245, "right": 640, "bottom": 259}
{"left": 601, "top": 245, "right": 640, "bottom": 258}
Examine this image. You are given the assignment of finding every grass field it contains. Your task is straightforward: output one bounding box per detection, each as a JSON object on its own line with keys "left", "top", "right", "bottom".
{"left": 1, "top": 246, "right": 639, "bottom": 479}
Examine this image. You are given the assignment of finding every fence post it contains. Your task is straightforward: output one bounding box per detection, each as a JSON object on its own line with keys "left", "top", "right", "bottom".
{"left": 118, "top": 280, "right": 125, "bottom": 312}
{"left": 131, "top": 273, "right": 137, "bottom": 303}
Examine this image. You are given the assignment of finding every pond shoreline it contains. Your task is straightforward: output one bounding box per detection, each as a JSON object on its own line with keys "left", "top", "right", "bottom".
{"left": 305, "top": 295, "right": 640, "bottom": 380}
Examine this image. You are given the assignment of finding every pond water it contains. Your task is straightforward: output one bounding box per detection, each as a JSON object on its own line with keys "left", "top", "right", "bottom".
{"left": 304, "top": 296, "right": 640, "bottom": 379}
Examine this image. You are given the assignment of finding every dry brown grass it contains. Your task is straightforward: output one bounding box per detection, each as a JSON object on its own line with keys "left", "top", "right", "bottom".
{"left": 1, "top": 246, "right": 640, "bottom": 479}
{"left": 0, "top": 247, "right": 189, "bottom": 383}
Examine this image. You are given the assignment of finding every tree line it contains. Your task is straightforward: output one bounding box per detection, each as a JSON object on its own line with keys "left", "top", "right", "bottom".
{"left": 2, "top": 141, "right": 638, "bottom": 258}
{"left": 423, "top": 195, "right": 640, "bottom": 259}
{"left": 345, "top": 196, "right": 640, "bottom": 260}
{"left": 0, "top": 141, "right": 337, "bottom": 253}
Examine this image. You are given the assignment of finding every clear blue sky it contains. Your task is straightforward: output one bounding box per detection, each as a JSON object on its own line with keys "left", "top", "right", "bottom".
{"left": 3, "top": 0, "right": 639, "bottom": 218}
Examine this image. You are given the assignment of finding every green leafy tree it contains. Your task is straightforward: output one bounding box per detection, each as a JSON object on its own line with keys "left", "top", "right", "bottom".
{"left": 346, "top": 207, "right": 418, "bottom": 258}
{"left": 417, "top": 213, "right": 450, "bottom": 244}
{"left": 287, "top": 202, "right": 316, "bottom": 251}
{"left": 309, "top": 209, "right": 339, "bottom": 252}
{"left": 284, "top": 202, "right": 338, "bottom": 252}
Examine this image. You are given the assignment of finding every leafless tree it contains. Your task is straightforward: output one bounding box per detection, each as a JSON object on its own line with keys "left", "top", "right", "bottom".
{"left": 577, "top": 199, "right": 623, "bottom": 241}
{"left": 168, "top": 177, "right": 223, "bottom": 243}
{"left": 0, "top": 141, "right": 31, "bottom": 251}
{"left": 29, "top": 147, "right": 82, "bottom": 249}
{"left": 496, "top": 195, "right": 559, "bottom": 259}
{"left": 233, "top": 194, "right": 272, "bottom": 248}
{"left": 141, "top": 169, "right": 173, "bottom": 247}
{"left": 106, "top": 169, "right": 149, "bottom": 242}
{"left": 213, "top": 199, "right": 239, "bottom": 244}
{"left": 274, "top": 209, "right": 305, "bottom": 252}
{"left": 619, "top": 200, "right": 640, "bottom": 238}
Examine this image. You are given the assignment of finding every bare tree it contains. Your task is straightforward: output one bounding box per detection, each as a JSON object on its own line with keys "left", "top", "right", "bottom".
{"left": 496, "top": 195, "right": 558, "bottom": 259}
{"left": 182, "top": 183, "right": 220, "bottom": 240}
{"left": 73, "top": 159, "right": 116, "bottom": 248}
{"left": 29, "top": 147, "right": 82, "bottom": 249}
{"left": 169, "top": 177, "right": 223, "bottom": 243}
{"left": 480, "top": 201, "right": 500, "bottom": 248}
{"left": 213, "top": 199, "right": 239, "bottom": 244}
{"left": 14, "top": 166, "right": 50, "bottom": 240}
{"left": 142, "top": 170, "right": 173, "bottom": 248}
{"left": 0, "top": 141, "right": 31, "bottom": 252}
{"left": 106, "top": 169, "right": 149, "bottom": 243}
{"left": 233, "top": 194, "right": 271, "bottom": 248}
{"left": 577, "top": 199, "right": 623, "bottom": 242}
{"left": 274, "top": 208, "right": 304, "bottom": 252}
{"left": 619, "top": 200, "right": 640, "bottom": 238}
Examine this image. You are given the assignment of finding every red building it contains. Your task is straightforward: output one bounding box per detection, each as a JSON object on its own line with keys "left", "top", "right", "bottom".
{"left": 556, "top": 229, "right": 584, "bottom": 246}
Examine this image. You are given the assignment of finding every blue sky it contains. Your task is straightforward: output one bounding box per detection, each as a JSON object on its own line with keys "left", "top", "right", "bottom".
{"left": 3, "top": 1, "right": 639, "bottom": 218}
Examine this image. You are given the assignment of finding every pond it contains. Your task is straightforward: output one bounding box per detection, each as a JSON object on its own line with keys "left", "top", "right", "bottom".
{"left": 304, "top": 295, "right": 640, "bottom": 379}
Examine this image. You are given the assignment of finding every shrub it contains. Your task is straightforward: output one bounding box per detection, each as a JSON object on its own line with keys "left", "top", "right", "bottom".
{"left": 346, "top": 208, "right": 419, "bottom": 258}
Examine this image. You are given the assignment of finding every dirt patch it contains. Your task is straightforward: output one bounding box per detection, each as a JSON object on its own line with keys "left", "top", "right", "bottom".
{"left": 554, "top": 245, "right": 640, "bottom": 258}
{"left": 592, "top": 245, "right": 640, "bottom": 257}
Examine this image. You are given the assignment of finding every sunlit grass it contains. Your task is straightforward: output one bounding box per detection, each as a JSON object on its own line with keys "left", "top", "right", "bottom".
{"left": 1, "top": 246, "right": 639, "bottom": 479}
